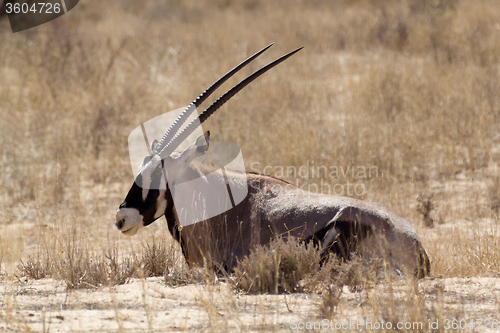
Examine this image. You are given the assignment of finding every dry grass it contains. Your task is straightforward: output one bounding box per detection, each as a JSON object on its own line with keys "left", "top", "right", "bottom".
{"left": 233, "top": 237, "right": 321, "bottom": 294}
{"left": 18, "top": 231, "right": 206, "bottom": 289}
{"left": 1, "top": 0, "right": 500, "bottom": 330}
{"left": 232, "top": 236, "right": 392, "bottom": 295}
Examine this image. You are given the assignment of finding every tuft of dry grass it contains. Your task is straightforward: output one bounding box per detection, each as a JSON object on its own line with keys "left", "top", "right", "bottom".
{"left": 17, "top": 233, "right": 205, "bottom": 289}
{"left": 232, "top": 236, "right": 394, "bottom": 295}
{"left": 19, "top": 245, "right": 132, "bottom": 289}
{"left": 233, "top": 237, "right": 321, "bottom": 294}
{"left": 139, "top": 238, "right": 175, "bottom": 278}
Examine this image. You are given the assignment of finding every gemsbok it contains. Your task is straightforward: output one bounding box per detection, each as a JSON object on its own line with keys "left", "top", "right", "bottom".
{"left": 115, "top": 44, "right": 430, "bottom": 278}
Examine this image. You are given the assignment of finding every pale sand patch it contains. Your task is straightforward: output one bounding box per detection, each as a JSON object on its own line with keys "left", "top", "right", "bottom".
{"left": 1, "top": 276, "right": 499, "bottom": 332}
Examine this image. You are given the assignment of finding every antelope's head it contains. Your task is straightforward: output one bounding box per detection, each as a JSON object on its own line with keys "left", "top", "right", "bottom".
{"left": 115, "top": 44, "right": 302, "bottom": 236}
{"left": 115, "top": 132, "right": 210, "bottom": 235}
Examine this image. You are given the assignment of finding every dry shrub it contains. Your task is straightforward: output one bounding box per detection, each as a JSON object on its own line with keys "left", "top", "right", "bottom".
{"left": 18, "top": 235, "right": 199, "bottom": 289}
{"left": 140, "top": 238, "right": 175, "bottom": 277}
{"left": 19, "top": 256, "right": 51, "bottom": 280}
{"left": 233, "top": 236, "right": 407, "bottom": 295}
{"left": 335, "top": 256, "right": 395, "bottom": 291}
{"left": 305, "top": 254, "right": 398, "bottom": 296}
{"left": 19, "top": 244, "right": 136, "bottom": 289}
{"left": 142, "top": 238, "right": 208, "bottom": 286}
{"left": 233, "top": 236, "right": 320, "bottom": 294}
{"left": 233, "top": 236, "right": 395, "bottom": 294}
{"left": 63, "top": 247, "right": 136, "bottom": 289}
{"left": 417, "top": 193, "right": 437, "bottom": 227}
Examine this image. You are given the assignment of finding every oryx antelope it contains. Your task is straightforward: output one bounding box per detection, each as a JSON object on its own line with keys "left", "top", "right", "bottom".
{"left": 115, "top": 44, "right": 430, "bottom": 278}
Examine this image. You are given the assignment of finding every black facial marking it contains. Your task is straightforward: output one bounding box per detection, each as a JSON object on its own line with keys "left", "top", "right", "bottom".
{"left": 120, "top": 162, "right": 168, "bottom": 226}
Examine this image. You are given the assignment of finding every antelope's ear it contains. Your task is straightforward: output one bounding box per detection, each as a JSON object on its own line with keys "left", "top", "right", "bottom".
{"left": 150, "top": 139, "right": 158, "bottom": 152}
{"left": 196, "top": 131, "right": 210, "bottom": 153}
{"left": 177, "top": 131, "right": 210, "bottom": 165}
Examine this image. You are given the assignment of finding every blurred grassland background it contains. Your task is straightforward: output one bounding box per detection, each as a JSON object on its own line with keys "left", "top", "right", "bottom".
{"left": 1, "top": 0, "right": 500, "bottom": 279}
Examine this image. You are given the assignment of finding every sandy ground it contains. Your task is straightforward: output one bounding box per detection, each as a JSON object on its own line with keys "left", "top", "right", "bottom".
{"left": 1, "top": 276, "right": 500, "bottom": 332}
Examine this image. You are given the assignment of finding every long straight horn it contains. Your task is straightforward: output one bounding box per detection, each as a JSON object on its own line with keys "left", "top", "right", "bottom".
{"left": 159, "top": 46, "right": 303, "bottom": 158}
{"left": 153, "top": 43, "right": 274, "bottom": 155}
